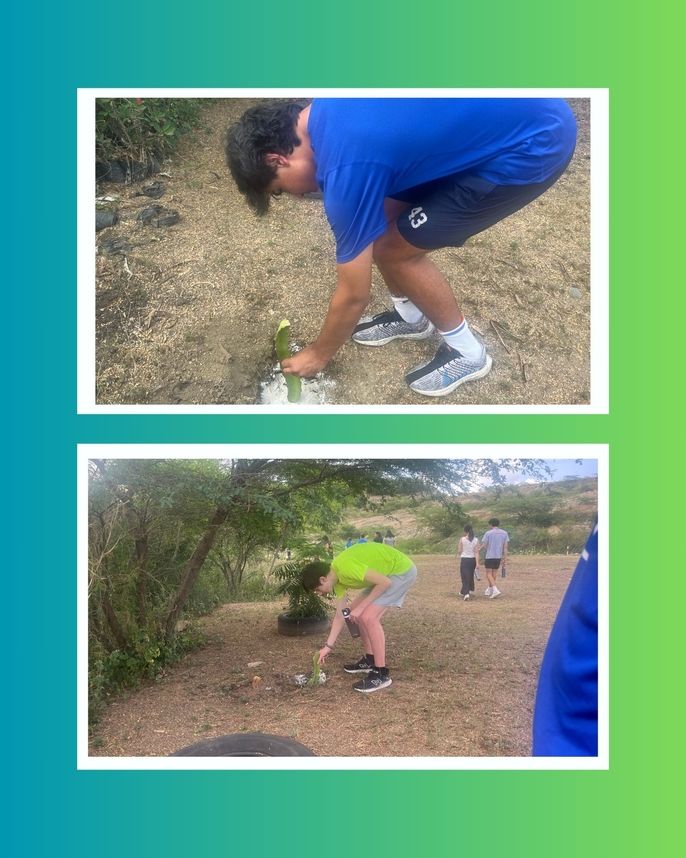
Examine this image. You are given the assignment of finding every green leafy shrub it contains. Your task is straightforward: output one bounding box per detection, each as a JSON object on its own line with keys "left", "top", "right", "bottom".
{"left": 96, "top": 98, "right": 204, "bottom": 167}
{"left": 88, "top": 624, "right": 205, "bottom": 724}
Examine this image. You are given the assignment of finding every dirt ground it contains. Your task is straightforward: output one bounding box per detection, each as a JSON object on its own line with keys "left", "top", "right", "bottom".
{"left": 89, "top": 554, "right": 578, "bottom": 758}
{"left": 95, "top": 98, "right": 591, "bottom": 406}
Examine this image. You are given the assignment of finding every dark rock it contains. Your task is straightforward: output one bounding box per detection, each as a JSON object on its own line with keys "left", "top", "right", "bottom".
{"left": 96, "top": 156, "right": 161, "bottom": 185}
{"left": 137, "top": 205, "right": 180, "bottom": 227}
{"left": 135, "top": 181, "right": 166, "bottom": 199}
{"left": 154, "top": 210, "right": 180, "bottom": 227}
{"left": 96, "top": 161, "right": 128, "bottom": 184}
{"left": 99, "top": 237, "right": 132, "bottom": 255}
{"left": 137, "top": 204, "right": 164, "bottom": 223}
{"left": 96, "top": 210, "right": 118, "bottom": 231}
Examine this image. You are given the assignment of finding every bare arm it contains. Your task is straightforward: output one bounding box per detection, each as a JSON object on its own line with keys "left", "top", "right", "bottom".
{"left": 280, "top": 246, "right": 373, "bottom": 377}
{"left": 318, "top": 597, "right": 348, "bottom": 664}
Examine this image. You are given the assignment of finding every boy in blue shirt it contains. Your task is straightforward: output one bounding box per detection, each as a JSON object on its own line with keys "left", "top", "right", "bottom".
{"left": 226, "top": 98, "right": 576, "bottom": 396}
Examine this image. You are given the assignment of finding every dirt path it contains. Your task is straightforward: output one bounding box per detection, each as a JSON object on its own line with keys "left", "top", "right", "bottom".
{"left": 95, "top": 98, "right": 591, "bottom": 406}
{"left": 90, "top": 554, "right": 577, "bottom": 758}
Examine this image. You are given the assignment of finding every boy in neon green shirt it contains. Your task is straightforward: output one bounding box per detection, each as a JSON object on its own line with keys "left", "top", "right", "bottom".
{"left": 301, "top": 542, "right": 417, "bottom": 693}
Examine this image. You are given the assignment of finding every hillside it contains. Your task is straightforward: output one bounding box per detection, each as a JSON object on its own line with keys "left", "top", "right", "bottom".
{"left": 344, "top": 477, "right": 597, "bottom": 555}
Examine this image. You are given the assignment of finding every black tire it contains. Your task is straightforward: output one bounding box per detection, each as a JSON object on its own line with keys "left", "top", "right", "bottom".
{"left": 277, "top": 612, "right": 329, "bottom": 637}
{"left": 170, "top": 732, "right": 315, "bottom": 757}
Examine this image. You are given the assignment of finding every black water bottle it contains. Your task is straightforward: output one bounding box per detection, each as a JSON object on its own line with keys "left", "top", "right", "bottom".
{"left": 342, "top": 608, "right": 360, "bottom": 638}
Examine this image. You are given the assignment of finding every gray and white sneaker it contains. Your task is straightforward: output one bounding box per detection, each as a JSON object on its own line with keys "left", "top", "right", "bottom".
{"left": 406, "top": 342, "right": 492, "bottom": 396}
{"left": 352, "top": 309, "right": 435, "bottom": 346}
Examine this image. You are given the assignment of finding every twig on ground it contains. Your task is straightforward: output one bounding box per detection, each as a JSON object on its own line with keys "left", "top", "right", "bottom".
{"left": 490, "top": 320, "right": 511, "bottom": 354}
{"left": 558, "top": 261, "right": 571, "bottom": 282}
{"left": 491, "top": 318, "right": 523, "bottom": 342}
{"left": 496, "top": 258, "right": 525, "bottom": 274}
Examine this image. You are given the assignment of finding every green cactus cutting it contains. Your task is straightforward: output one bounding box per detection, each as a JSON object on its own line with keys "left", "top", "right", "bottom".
{"left": 307, "top": 652, "right": 321, "bottom": 687}
{"left": 274, "top": 319, "right": 302, "bottom": 403}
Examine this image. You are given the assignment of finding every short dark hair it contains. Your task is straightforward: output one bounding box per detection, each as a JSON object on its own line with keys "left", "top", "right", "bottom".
{"left": 301, "top": 561, "right": 331, "bottom": 592}
{"left": 489, "top": 518, "right": 500, "bottom": 527}
{"left": 224, "top": 100, "right": 309, "bottom": 215}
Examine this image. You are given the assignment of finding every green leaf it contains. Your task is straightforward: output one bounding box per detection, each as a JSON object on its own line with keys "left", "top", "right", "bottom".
{"left": 274, "top": 319, "right": 302, "bottom": 403}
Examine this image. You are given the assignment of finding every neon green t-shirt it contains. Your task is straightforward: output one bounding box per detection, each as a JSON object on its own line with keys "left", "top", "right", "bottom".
{"left": 331, "top": 543, "right": 414, "bottom": 598}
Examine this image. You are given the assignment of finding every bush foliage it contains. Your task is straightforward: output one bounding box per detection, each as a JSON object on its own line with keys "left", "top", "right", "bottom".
{"left": 95, "top": 98, "right": 205, "bottom": 166}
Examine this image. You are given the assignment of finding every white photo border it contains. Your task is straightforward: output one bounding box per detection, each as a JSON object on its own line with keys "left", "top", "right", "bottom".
{"left": 77, "top": 442, "right": 609, "bottom": 770}
{"left": 78, "top": 89, "right": 609, "bottom": 414}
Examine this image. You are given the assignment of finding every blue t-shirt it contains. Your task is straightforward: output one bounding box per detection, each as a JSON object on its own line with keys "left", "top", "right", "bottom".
{"left": 307, "top": 98, "right": 577, "bottom": 262}
{"left": 532, "top": 525, "right": 598, "bottom": 756}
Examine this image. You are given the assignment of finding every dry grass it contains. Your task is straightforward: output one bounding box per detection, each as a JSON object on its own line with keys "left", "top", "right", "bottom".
{"left": 95, "top": 98, "right": 591, "bottom": 405}
{"left": 90, "top": 553, "right": 577, "bottom": 758}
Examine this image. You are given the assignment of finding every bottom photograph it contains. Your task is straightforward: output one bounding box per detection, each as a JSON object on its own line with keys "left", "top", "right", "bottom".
{"left": 78, "top": 444, "right": 607, "bottom": 769}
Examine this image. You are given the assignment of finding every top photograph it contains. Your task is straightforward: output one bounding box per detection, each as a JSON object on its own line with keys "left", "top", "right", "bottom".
{"left": 79, "top": 90, "right": 608, "bottom": 413}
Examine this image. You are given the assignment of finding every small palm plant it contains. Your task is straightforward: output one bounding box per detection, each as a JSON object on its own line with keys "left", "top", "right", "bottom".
{"left": 274, "top": 560, "right": 330, "bottom": 620}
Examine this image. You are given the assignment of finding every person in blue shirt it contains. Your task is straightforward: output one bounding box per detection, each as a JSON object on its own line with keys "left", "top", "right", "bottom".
{"left": 532, "top": 523, "right": 598, "bottom": 756}
{"left": 226, "top": 98, "right": 576, "bottom": 396}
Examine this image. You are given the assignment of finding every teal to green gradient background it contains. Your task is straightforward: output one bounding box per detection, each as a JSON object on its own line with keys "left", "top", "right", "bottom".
{"left": 6, "top": 0, "right": 684, "bottom": 855}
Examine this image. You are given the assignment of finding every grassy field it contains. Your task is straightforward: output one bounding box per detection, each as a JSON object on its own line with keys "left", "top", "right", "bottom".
{"left": 90, "top": 553, "right": 577, "bottom": 758}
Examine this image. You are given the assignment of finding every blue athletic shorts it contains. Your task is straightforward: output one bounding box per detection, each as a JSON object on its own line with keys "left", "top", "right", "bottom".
{"left": 392, "top": 159, "right": 572, "bottom": 251}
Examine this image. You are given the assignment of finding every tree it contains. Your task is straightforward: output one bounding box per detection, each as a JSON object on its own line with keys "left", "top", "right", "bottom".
{"left": 88, "top": 457, "right": 550, "bottom": 699}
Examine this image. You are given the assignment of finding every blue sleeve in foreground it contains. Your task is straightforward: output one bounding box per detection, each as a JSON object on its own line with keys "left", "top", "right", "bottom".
{"left": 532, "top": 525, "right": 598, "bottom": 756}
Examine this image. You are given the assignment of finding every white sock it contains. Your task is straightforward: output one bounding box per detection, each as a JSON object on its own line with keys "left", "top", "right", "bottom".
{"left": 439, "top": 319, "right": 483, "bottom": 360}
{"left": 391, "top": 296, "right": 426, "bottom": 324}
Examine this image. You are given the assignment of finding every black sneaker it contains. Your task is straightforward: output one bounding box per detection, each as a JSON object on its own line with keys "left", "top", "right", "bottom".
{"left": 344, "top": 656, "right": 374, "bottom": 674}
{"left": 353, "top": 670, "right": 393, "bottom": 693}
{"left": 352, "top": 309, "right": 435, "bottom": 346}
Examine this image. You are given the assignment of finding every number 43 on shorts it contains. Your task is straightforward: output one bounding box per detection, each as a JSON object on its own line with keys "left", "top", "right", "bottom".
{"left": 408, "top": 206, "right": 428, "bottom": 228}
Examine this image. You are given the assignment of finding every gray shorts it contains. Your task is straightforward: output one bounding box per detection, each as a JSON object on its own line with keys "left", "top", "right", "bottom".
{"left": 360, "top": 566, "right": 418, "bottom": 607}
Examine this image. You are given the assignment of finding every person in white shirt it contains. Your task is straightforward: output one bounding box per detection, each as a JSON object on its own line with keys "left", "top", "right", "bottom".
{"left": 457, "top": 525, "right": 480, "bottom": 601}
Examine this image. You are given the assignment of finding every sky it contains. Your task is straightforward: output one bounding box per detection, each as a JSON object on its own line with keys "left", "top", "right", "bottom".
{"left": 502, "top": 458, "right": 598, "bottom": 486}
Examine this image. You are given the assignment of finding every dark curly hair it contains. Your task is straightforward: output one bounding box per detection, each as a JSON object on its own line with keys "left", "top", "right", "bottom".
{"left": 224, "top": 100, "right": 309, "bottom": 215}
{"left": 301, "top": 560, "right": 332, "bottom": 592}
